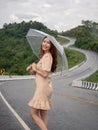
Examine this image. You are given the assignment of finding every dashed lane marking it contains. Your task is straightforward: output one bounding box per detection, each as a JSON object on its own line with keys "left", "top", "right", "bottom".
{"left": 0, "top": 91, "right": 31, "bottom": 130}
{"left": 54, "top": 91, "right": 98, "bottom": 106}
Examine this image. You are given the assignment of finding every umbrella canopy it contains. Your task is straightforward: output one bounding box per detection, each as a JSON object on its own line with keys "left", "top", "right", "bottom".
{"left": 26, "top": 28, "right": 68, "bottom": 75}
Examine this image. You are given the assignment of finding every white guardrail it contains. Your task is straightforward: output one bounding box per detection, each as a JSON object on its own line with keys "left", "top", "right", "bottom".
{"left": 0, "top": 75, "right": 35, "bottom": 81}
{"left": 72, "top": 80, "right": 98, "bottom": 91}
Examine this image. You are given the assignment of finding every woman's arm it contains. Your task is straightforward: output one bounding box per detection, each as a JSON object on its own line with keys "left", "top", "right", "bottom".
{"left": 32, "top": 63, "right": 49, "bottom": 78}
{"left": 36, "top": 69, "right": 49, "bottom": 78}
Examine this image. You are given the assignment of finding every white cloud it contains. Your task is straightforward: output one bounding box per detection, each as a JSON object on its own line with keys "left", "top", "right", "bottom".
{"left": 43, "top": 3, "right": 51, "bottom": 8}
{"left": 0, "top": 0, "right": 98, "bottom": 31}
{"left": 9, "top": 14, "right": 20, "bottom": 22}
{"left": 74, "top": 0, "right": 81, "bottom": 4}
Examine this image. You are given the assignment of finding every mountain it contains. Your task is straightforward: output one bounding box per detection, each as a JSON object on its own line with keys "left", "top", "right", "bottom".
{"left": 60, "top": 20, "right": 98, "bottom": 53}
{"left": 0, "top": 21, "right": 58, "bottom": 75}
{"left": 0, "top": 20, "right": 98, "bottom": 75}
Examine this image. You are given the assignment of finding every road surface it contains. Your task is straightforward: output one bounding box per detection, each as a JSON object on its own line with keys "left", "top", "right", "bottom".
{"left": 0, "top": 37, "right": 98, "bottom": 130}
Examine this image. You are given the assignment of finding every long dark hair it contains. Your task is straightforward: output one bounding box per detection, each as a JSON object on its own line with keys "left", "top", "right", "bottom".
{"left": 39, "top": 36, "right": 58, "bottom": 72}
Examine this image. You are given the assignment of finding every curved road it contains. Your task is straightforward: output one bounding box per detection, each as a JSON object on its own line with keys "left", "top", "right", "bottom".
{"left": 60, "top": 35, "right": 98, "bottom": 81}
{"left": 0, "top": 37, "right": 98, "bottom": 130}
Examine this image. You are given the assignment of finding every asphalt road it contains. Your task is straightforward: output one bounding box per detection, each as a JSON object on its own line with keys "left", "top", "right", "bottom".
{"left": 0, "top": 79, "right": 98, "bottom": 130}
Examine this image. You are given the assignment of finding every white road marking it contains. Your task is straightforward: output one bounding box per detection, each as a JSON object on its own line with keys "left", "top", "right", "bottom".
{"left": 0, "top": 91, "right": 31, "bottom": 130}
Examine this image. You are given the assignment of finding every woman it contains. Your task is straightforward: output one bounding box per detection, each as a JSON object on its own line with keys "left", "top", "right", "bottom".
{"left": 27, "top": 36, "right": 58, "bottom": 130}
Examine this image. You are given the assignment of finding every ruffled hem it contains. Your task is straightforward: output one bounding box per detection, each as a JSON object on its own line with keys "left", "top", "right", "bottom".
{"left": 28, "top": 99, "right": 52, "bottom": 110}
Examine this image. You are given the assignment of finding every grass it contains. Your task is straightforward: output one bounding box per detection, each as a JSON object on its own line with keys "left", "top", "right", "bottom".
{"left": 55, "top": 36, "right": 86, "bottom": 72}
{"left": 56, "top": 36, "right": 86, "bottom": 68}
{"left": 84, "top": 71, "right": 98, "bottom": 83}
{"left": 56, "top": 48, "right": 86, "bottom": 72}
{"left": 56, "top": 36, "right": 69, "bottom": 44}
{"left": 65, "top": 48, "right": 86, "bottom": 68}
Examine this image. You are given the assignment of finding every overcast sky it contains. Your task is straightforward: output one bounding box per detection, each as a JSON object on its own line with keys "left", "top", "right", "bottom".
{"left": 0, "top": 0, "right": 98, "bottom": 32}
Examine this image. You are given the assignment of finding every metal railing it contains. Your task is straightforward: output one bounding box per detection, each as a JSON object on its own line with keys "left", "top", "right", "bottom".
{"left": 72, "top": 80, "right": 98, "bottom": 91}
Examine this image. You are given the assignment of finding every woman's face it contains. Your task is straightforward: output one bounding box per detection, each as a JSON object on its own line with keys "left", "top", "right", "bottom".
{"left": 42, "top": 37, "right": 51, "bottom": 53}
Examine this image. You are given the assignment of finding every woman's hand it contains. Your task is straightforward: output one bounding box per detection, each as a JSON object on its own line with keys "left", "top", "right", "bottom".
{"left": 31, "top": 63, "right": 37, "bottom": 72}
{"left": 32, "top": 63, "right": 49, "bottom": 78}
{"left": 26, "top": 64, "right": 33, "bottom": 73}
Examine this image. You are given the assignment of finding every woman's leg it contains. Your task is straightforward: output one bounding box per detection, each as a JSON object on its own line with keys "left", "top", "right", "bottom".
{"left": 40, "top": 110, "right": 48, "bottom": 127}
{"left": 30, "top": 108, "right": 48, "bottom": 130}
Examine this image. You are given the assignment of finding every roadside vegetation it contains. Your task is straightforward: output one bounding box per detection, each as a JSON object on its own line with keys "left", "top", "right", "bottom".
{"left": 0, "top": 21, "right": 58, "bottom": 75}
{"left": 56, "top": 36, "right": 69, "bottom": 44}
{"left": 61, "top": 20, "right": 98, "bottom": 53}
{"left": 61, "top": 20, "right": 98, "bottom": 83}
{"left": 0, "top": 21, "right": 86, "bottom": 75}
{"left": 0, "top": 20, "right": 97, "bottom": 83}
{"left": 65, "top": 48, "right": 86, "bottom": 68}
{"left": 85, "top": 71, "right": 98, "bottom": 83}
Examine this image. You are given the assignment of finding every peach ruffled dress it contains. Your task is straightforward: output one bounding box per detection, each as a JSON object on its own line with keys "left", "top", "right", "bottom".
{"left": 28, "top": 53, "right": 53, "bottom": 110}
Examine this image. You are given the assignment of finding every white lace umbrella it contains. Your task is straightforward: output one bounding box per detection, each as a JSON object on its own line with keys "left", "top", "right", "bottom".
{"left": 26, "top": 29, "right": 68, "bottom": 75}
